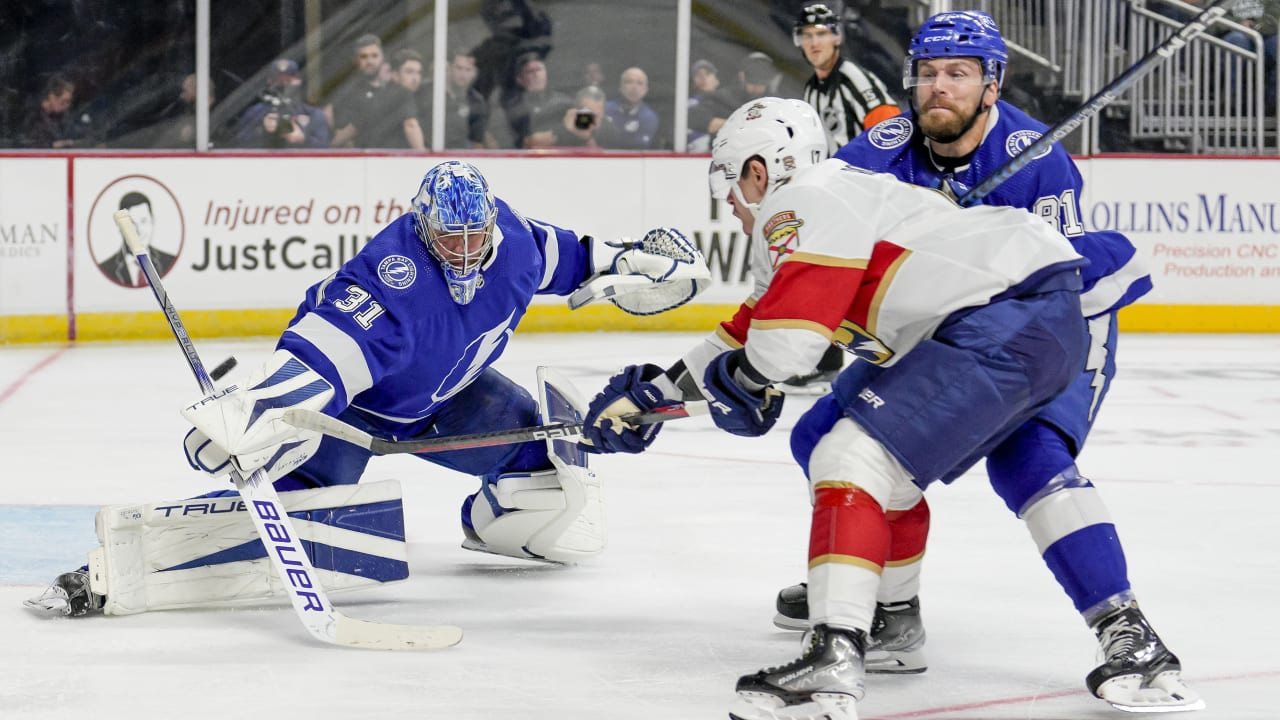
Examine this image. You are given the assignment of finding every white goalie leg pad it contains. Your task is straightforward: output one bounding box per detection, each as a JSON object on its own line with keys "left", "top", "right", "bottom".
{"left": 466, "top": 367, "right": 607, "bottom": 564}
{"left": 467, "top": 464, "right": 606, "bottom": 563}
{"left": 90, "top": 479, "right": 408, "bottom": 615}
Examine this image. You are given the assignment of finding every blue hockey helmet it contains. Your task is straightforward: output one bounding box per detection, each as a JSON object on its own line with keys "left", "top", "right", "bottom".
{"left": 904, "top": 10, "right": 1008, "bottom": 90}
{"left": 412, "top": 160, "right": 497, "bottom": 305}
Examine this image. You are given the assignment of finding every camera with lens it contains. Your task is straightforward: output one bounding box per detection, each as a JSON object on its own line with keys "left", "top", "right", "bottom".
{"left": 573, "top": 108, "right": 596, "bottom": 130}
{"left": 261, "top": 90, "right": 298, "bottom": 137}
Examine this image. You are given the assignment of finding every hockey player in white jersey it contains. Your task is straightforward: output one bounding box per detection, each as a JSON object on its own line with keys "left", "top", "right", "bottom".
{"left": 575, "top": 98, "right": 1185, "bottom": 720}
{"left": 25, "top": 159, "right": 710, "bottom": 619}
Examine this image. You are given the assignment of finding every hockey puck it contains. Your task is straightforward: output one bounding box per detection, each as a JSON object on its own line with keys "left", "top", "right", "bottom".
{"left": 211, "top": 356, "right": 238, "bottom": 381}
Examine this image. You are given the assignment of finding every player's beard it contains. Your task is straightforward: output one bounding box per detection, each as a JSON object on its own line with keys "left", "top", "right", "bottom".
{"left": 918, "top": 99, "right": 986, "bottom": 145}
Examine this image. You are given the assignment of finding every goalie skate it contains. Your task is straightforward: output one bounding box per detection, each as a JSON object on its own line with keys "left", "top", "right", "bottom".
{"left": 1086, "top": 602, "right": 1204, "bottom": 713}
{"left": 730, "top": 624, "right": 866, "bottom": 720}
{"left": 773, "top": 583, "right": 927, "bottom": 674}
{"left": 24, "top": 570, "right": 103, "bottom": 617}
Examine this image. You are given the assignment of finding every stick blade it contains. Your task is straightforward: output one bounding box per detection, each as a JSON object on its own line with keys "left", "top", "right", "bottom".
{"left": 333, "top": 615, "right": 463, "bottom": 650}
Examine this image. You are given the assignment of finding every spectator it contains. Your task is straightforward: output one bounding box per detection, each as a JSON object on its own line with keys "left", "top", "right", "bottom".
{"left": 1221, "top": 0, "right": 1280, "bottom": 111}
{"left": 687, "top": 59, "right": 738, "bottom": 152}
{"left": 503, "top": 53, "right": 571, "bottom": 149}
{"left": 157, "top": 74, "right": 203, "bottom": 147}
{"left": 582, "top": 60, "right": 606, "bottom": 89}
{"left": 738, "top": 51, "right": 781, "bottom": 100}
{"left": 439, "top": 48, "right": 496, "bottom": 149}
{"left": 546, "top": 84, "right": 623, "bottom": 148}
{"left": 235, "top": 60, "right": 330, "bottom": 149}
{"left": 326, "top": 34, "right": 418, "bottom": 149}
{"left": 388, "top": 48, "right": 427, "bottom": 150}
{"left": 21, "top": 73, "right": 85, "bottom": 149}
{"left": 604, "top": 66, "right": 660, "bottom": 149}
{"left": 472, "top": 0, "right": 554, "bottom": 105}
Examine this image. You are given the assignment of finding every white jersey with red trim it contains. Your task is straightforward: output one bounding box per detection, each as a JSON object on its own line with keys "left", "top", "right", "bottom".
{"left": 728, "top": 159, "right": 1085, "bottom": 381}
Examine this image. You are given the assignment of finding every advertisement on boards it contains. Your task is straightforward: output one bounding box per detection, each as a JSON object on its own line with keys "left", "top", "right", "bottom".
{"left": 1084, "top": 157, "right": 1280, "bottom": 305}
{"left": 0, "top": 158, "right": 66, "bottom": 315}
{"left": 71, "top": 155, "right": 752, "bottom": 314}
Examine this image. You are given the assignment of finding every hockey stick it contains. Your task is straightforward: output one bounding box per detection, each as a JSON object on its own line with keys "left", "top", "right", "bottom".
{"left": 112, "top": 209, "right": 462, "bottom": 651}
{"left": 284, "top": 401, "right": 710, "bottom": 456}
{"left": 958, "top": 0, "right": 1228, "bottom": 207}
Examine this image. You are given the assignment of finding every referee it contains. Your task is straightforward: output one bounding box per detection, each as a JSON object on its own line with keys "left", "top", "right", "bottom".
{"left": 795, "top": 3, "right": 900, "bottom": 155}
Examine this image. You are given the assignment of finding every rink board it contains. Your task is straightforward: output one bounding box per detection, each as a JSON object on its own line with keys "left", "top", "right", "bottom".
{"left": 1, "top": 152, "right": 1279, "bottom": 342}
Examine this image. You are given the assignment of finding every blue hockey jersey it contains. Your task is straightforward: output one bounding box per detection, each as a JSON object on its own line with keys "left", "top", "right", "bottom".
{"left": 276, "top": 198, "right": 591, "bottom": 433}
{"left": 836, "top": 101, "right": 1151, "bottom": 317}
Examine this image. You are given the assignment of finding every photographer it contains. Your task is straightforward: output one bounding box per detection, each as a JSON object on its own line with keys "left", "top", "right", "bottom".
{"left": 235, "top": 59, "right": 329, "bottom": 149}
{"left": 553, "top": 84, "right": 623, "bottom": 148}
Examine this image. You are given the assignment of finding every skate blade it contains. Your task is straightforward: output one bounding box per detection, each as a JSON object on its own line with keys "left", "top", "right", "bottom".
{"left": 22, "top": 588, "right": 71, "bottom": 616}
{"left": 729, "top": 691, "right": 859, "bottom": 720}
{"left": 1097, "top": 671, "right": 1206, "bottom": 713}
{"left": 866, "top": 647, "right": 927, "bottom": 675}
{"left": 777, "top": 382, "right": 833, "bottom": 397}
{"left": 772, "top": 612, "right": 809, "bottom": 632}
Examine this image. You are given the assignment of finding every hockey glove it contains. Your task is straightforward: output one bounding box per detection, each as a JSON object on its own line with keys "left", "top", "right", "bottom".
{"left": 580, "top": 363, "right": 680, "bottom": 454}
{"left": 702, "top": 349, "right": 784, "bottom": 437}
{"left": 569, "top": 228, "right": 711, "bottom": 315}
{"left": 181, "top": 350, "right": 333, "bottom": 479}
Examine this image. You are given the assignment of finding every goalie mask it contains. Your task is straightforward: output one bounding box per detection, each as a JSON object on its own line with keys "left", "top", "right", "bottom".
{"left": 412, "top": 160, "right": 498, "bottom": 305}
{"left": 707, "top": 97, "right": 827, "bottom": 218}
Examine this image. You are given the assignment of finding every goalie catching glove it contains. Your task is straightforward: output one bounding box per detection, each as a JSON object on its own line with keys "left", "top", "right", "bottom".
{"left": 570, "top": 227, "right": 712, "bottom": 315}
{"left": 182, "top": 350, "right": 333, "bottom": 481}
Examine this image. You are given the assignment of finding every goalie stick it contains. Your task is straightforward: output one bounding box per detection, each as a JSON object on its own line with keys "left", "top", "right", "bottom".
{"left": 284, "top": 401, "right": 710, "bottom": 456}
{"left": 112, "top": 209, "right": 462, "bottom": 651}
{"left": 958, "top": 0, "right": 1228, "bottom": 207}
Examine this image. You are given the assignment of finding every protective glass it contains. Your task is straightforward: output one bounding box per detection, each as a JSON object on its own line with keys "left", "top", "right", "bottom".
{"left": 904, "top": 58, "right": 997, "bottom": 90}
{"left": 792, "top": 25, "right": 840, "bottom": 47}
{"left": 707, "top": 159, "right": 737, "bottom": 201}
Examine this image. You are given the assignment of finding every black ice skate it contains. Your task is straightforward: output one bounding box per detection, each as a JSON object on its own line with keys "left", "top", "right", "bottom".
{"left": 23, "top": 570, "right": 104, "bottom": 617}
{"left": 773, "top": 583, "right": 927, "bottom": 674}
{"left": 777, "top": 368, "right": 839, "bottom": 396}
{"left": 1086, "top": 602, "right": 1204, "bottom": 712}
{"left": 730, "top": 624, "right": 866, "bottom": 720}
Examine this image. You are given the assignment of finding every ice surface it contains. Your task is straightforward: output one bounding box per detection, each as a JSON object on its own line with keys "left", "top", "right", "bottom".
{"left": 2, "top": 332, "right": 1276, "bottom": 719}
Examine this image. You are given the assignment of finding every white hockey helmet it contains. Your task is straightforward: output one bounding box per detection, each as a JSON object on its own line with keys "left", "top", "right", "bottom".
{"left": 707, "top": 97, "right": 827, "bottom": 216}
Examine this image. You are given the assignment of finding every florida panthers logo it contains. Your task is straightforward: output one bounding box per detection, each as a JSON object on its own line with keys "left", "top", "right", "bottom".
{"left": 762, "top": 211, "right": 804, "bottom": 268}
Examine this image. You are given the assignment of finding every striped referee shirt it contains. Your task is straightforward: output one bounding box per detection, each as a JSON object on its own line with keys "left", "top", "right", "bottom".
{"left": 803, "top": 60, "right": 900, "bottom": 155}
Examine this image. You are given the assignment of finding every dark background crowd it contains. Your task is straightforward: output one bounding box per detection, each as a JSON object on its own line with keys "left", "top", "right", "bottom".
{"left": 2, "top": 0, "right": 1272, "bottom": 152}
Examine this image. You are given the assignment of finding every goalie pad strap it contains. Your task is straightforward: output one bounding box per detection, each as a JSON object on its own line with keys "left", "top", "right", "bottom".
{"left": 91, "top": 479, "right": 408, "bottom": 615}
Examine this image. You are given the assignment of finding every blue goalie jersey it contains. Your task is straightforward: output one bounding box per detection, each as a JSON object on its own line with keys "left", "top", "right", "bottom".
{"left": 275, "top": 198, "right": 591, "bottom": 433}
{"left": 836, "top": 101, "right": 1151, "bottom": 317}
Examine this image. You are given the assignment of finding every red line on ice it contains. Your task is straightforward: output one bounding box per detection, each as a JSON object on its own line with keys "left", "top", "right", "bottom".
{"left": 0, "top": 346, "right": 70, "bottom": 407}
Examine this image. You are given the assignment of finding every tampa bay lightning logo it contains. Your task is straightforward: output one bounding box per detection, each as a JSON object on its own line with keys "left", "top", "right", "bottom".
{"left": 1005, "top": 130, "right": 1052, "bottom": 160}
{"left": 377, "top": 255, "right": 417, "bottom": 289}
{"left": 868, "top": 117, "right": 913, "bottom": 150}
